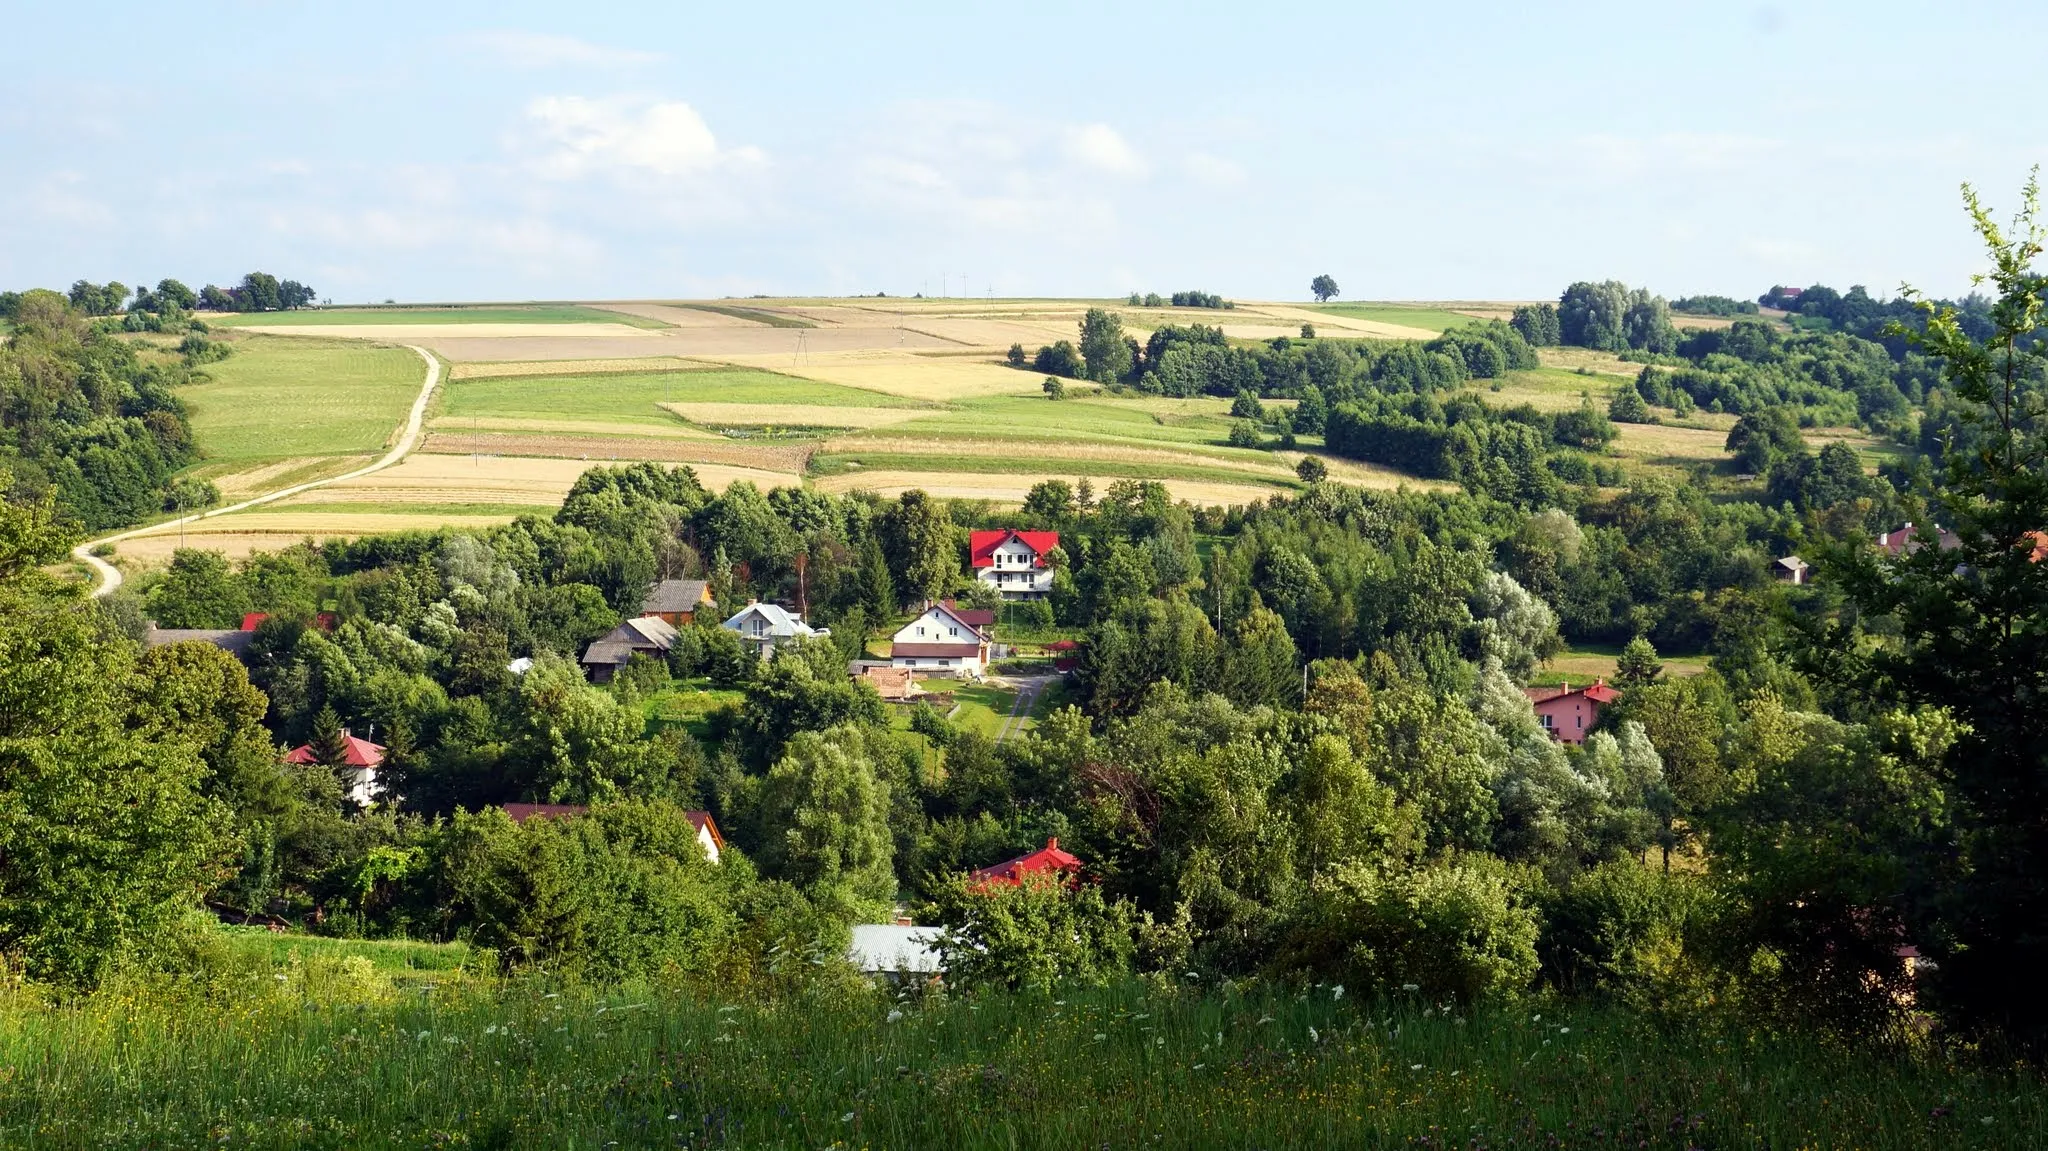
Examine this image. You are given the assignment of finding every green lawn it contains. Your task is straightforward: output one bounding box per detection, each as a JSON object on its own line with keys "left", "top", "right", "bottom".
{"left": 180, "top": 336, "right": 425, "bottom": 460}
{"left": 214, "top": 305, "right": 669, "bottom": 328}
{"left": 1531, "top": 643, "right": 1710, "bottom": 686}
{"left": 213, "top": 925, "right": 474, "bottom": 977}
{"left": 446, "top": 368, "right": 922, "bottom": 427}
{"left": 643, "top": 681, "right": 746, "bottom": 739}
{"left": 1309, "top": 302, "right": 1489, "bottom": 334}
{"left": 949, "top": 682, "right": 1019, "bottom": 739}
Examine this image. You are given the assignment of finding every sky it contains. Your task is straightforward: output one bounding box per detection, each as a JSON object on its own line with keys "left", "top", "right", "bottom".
{"left": 3, "top": 1, "right": 2045, "bottom": 305}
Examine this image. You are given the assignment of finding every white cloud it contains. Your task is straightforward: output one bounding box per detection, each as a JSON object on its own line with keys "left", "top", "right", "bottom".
{"left": 465, "top": 31, "right": 664, "bottom": 69}
{"left": 1065, "top": 123, "right": 1146, "bottom": 177}
{"left": 522, "top": 96, "right": 765, "bottom": 180}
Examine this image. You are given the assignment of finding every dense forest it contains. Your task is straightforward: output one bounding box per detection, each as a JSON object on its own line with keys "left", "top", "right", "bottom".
{"left": 4, "top": 199, "right": 2046, "bottom": 1070}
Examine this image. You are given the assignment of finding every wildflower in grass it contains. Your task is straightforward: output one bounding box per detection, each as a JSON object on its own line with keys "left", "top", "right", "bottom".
{"left": 1308, "top": 1026, "right": 1319, "bottom": 1044}
{"left": 1094, "top": 1033, "right": 1106, "bottom": 1042}
{"left": 1331, "top": 985, "right": 1344, "bottom": 1000}
{"left": 1400, "top": 983, "right": 1418, "bottom": 992}
{"left": 1558, "top": 1027, "right": 1569, "bottom": 1035}
{"left": 1410, "top": 1064, "right": 1423, "bottom": 1071}
{"left": 1258, "top": 1016, "right": 1274, "bottom": 1025}
{"left": 886, "top": 1009, "right": 904, "bottom": 1023}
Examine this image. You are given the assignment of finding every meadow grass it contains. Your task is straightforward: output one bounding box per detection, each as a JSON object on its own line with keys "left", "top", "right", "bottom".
{"left": 1308, "top": 302, "right": 1484, "bottom": 334}
{"left": 214, "top": 305, "right": 670, "bottom": 328}
{"left": 644, "top": 681, "right": 747, "bottom": 739}
{"left": 0, "top": 974, "right": 2038, "bottom": 1149}
{"left": 445, "top": 369, "right": 920, "bottom": 427}
{"left": 180, "top": 336, "right": 424, "bottom": 460}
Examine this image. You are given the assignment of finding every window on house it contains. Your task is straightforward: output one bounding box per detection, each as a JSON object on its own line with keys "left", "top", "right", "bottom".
{"left": 949, "top": 627, "right": 958, "bottom": 637}
{"left": 1577, "top": 716, "right": 1583, "bottom": 729}
{"left": 917, "top": 626, "right": 926, "bottom": 637}
{"left": 1539, "top": 714, "right": 1553, "bottom": 728}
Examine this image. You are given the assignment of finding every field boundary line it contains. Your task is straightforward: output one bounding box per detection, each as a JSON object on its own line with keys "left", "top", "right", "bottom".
{"left": 74, "top": 345, "right": 443, "bottom": 598}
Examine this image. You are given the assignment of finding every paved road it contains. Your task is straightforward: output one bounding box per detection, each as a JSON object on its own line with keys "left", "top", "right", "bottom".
{"left": 73, "top": 345, "right": 441, "bottom": 598}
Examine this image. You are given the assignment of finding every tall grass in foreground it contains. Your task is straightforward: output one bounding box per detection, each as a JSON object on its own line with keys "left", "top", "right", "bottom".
{"left": 0, "top": 974, "right": 2040, "bottom": 1149}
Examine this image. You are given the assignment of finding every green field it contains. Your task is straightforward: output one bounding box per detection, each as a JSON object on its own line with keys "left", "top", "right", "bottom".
{"left": 445, "top": 368, "right": 924, "bottom": 427}
{"left": 4, "top": 974, "right": 2038, "bottom": 1149}
{"left": 949, "top": 681, "right": 1020, "bottom": 739}
{"left": 180, "top": 336, "right": 425, "bottom": 460}
{"left": 1310, "top": 302, "right": 1489, "bottom": 334}
{"left": 678, "top": 302, "right": 817, "bottom": 328}
{"left": 213, "top": 305, "right": 670, "bottom": 328}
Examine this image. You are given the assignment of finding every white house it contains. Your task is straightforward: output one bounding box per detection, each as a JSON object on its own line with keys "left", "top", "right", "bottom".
{"left": 889, "top": 601, "right": 991, "bottom": 676}
{"left": 721, "top": 601, "right": 825, "bottom": 658}
{"left": 969, "top": 529, "right": 1058, "bottom": 599}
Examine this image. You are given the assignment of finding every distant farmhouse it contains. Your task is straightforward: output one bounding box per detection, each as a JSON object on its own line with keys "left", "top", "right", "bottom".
{"left": 722, "top": 601, "right": 824, "bottom": 659}
{"left": 889, "top": 600, "right": 991, "bottom": 676}
{"left": 638, "top": 578, "right": 713, "bottom": 625}
{"left": 580, "top": 616, "right": 679, "bottom": 682}
{"left": 970, "top": 529, "right": 1057, "bottom": 600}
{"left": 1522, "top": 680, "right": 1619, "bottom": 745}
{"left": 284, "top": 731, "right": 385, "bottom": 806}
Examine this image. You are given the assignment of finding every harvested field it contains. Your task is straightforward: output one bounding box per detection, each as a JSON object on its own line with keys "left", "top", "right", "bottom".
{"left": 449, "top": 357, "right": 703, "bottom": 380}
{"left": 187, "top": 455, "right": 373, "bottom": 499}
{"left": 888, "top": 316, "right": 1079, "bottom": 346}
{"left": 428, "top": 415, "right": 723, "bottom": 440}
{"left": 1298, "top": 453, "right": 1460, "bottom": 491}
{"left": 423, "top": 432, "right": 811, "bottom": 476}
{"left": 661, "top": 402, "right": 933, "bottom": 429}
{"left": 444, "top": 367, "right": 911, "bottom": 426}
{"left": 119, "top": 512, "right": 517, "bottom": 550}
{"left": 707, "top": 351, "right": 1045, "bottom": 400}
{"left": 289, "top": 453, "right": 799, "bottom": 506}
{"left": 812, "top": 469, "right": 1287, "bottom": 507}
{"left": 240, "top": 322, "right": 656, "bottom": 342}
{"left": 583, "top": 303, "right": 767, "bottom": 328}
{"left": 821, "top": 435, "right": 1297, "bottom": 479}
{"left": 214, "top": 305, "right": 669, "bottom": 328}
{"left": 409, "top": 325, "right": 963, "bottom": 363}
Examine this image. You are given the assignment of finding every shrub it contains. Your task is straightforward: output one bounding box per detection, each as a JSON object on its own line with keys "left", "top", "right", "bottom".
{"left": 1227, "top": 420, "right": 1263, "bottom": 449}
{"left": 923, "top": 872, "right": 1136, "bottom": 992}
{"left": 1276, "top": 858, "right": 1541, "bottom": 1001}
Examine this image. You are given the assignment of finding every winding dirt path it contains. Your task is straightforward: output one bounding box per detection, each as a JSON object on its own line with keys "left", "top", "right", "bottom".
{"left": 74, "top": 345, "right": 442, "bottom": 598}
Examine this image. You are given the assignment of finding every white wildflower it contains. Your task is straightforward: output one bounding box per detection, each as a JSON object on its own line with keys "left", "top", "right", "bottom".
{"left": 1410, "top": 1063, "right": 1423, "bottom": 1071}
{"left": 1400, "top": 983, "right": 1419, "bottom": 992}
{"left": 1331, "top": 984, "right": 1344, "bottom": 1000}
{"left": 1093, "top": 1033, "right": 1106, "bottom": 1042}
{"left": 1308, "top": 1026, "right": 1319, "bottom": 1044}
{"left": 885, "top": 1009, "right": 904, "bottom": 1023}
{"left": 841, "top": 1112, "right": 855, "bottom": 1123}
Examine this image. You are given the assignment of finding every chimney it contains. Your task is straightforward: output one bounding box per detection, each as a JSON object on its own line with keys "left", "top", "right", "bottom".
{"left": 1047, "top": 837, "right": 1058, "bottom": 851}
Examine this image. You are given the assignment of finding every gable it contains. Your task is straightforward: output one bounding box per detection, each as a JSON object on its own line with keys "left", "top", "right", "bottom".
{"left": 893, "top": 604, "right": 982, "bottom": 644}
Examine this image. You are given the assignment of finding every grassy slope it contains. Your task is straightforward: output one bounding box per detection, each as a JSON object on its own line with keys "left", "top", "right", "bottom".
{"left": 181, "top": 336, "right": 423, "bottom": 460}
{"left": 445, "top": 369, "right": 922, "bottom": 428}
{"left": 1308, "top": 302, "right": 1484, "bottom": 333}
{"left": 214, "top": 305, "right": 669, "bottom": 328}
{"left": 4, "top": 979, "right": 2037, "bottom": 1148}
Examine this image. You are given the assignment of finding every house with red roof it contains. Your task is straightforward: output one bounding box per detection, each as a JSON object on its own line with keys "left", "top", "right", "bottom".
{"left": 890, "top": 600, "right": 992, "bottom": 677}
{"left": 284, "top": 731, "right": 385, "bottom": 806}
{"left": 1522, "top": 679, "right": 1620, "bottom": 745}
{"left": 969, "top": 529, "right": 1058, "bottom": 600}
{"left": 970, "top": 837, "right": 1082, "bottom": 889}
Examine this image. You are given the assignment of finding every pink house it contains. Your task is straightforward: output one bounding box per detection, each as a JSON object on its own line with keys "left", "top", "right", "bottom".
{"left": 1522, "top": 680, "right": 1620, "bottom": 745}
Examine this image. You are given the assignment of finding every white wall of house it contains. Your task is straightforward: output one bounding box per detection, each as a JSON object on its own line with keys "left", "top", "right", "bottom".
{"left": 975, "top": 539, "right": 1052, "bottom": 598}
{"left": 890, "top": 605, "right": 987, "bottom": 675}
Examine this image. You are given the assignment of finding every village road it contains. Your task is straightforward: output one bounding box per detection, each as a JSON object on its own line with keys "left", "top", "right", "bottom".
{"left": 73, "top": 346, "right": 441, "bottom": 598}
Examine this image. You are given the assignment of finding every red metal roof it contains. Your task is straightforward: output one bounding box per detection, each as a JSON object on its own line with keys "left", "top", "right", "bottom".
{"left": 970, "top": 837, "right": 1082, "bottom": 885}
{"left": 970, "top": 529, "right": 1059, "bottom": 568}
{"left": 1523, "top": 679, "right": 1619, "bottom": 706}
{"left": 284, "top": 733, "right": 385, "bottom": 769}
{"left": 891, "top": 642, "right": 985, "bottom": 658}
{"left": 240, "top": 612, "right": 269, "bottom": 632}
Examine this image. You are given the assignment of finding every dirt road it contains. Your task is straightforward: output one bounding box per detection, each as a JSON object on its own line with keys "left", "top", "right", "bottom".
{"left": 73, "top": 345, "right": 442, "bottom": 598}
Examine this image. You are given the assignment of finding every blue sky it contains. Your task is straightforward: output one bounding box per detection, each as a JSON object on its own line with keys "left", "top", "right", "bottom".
{"left": 2, "top": 2, "right": 2043, "bottom": 304}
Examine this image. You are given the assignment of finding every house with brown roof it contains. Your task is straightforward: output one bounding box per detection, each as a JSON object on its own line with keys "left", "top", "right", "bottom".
{"left": 580, "top": 616, "right": 681, "bottom": 682}
{"left": 1522, "top": 679, "right": 1620, "bottom": 745}
{"left": 889, "top": 601, "right": 991, "bottom": 677}
{"left": 850, "top": 662, "right": 921, "bottom": 701}
{"left": 639, "top": 578, "right": 713, "bottom": 625}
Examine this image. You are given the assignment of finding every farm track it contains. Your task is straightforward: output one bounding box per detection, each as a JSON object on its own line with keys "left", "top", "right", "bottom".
{"left": 74, "top": 346, "right": 442, "bottom": 598}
